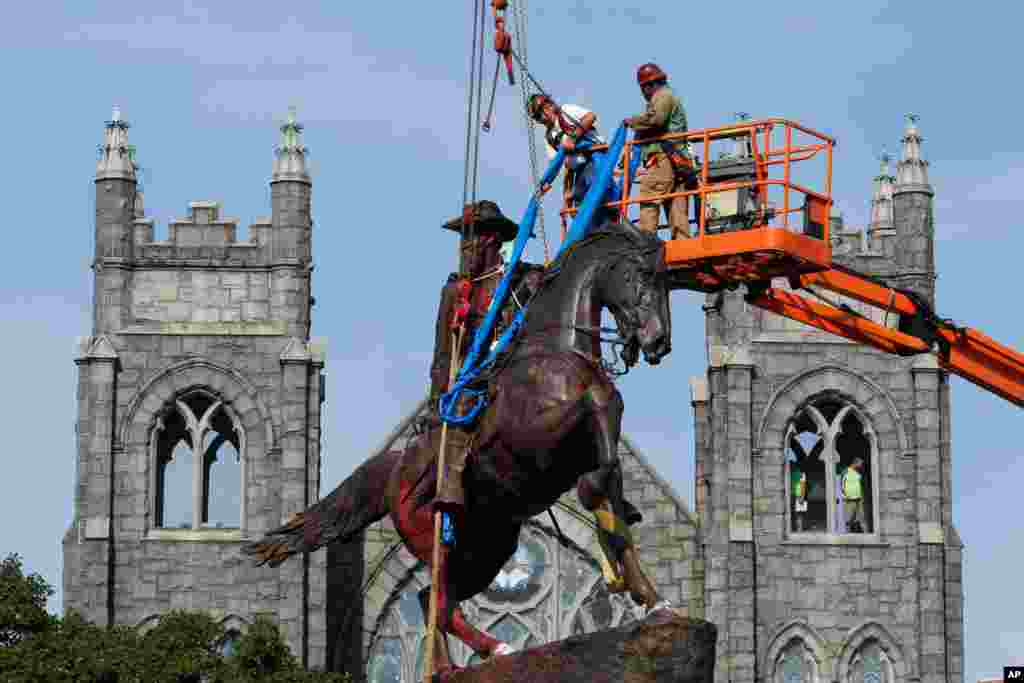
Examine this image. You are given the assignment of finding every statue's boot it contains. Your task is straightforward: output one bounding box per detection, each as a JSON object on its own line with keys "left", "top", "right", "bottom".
{"left": 434, "top": 425, "right": 473, "bottom": 531}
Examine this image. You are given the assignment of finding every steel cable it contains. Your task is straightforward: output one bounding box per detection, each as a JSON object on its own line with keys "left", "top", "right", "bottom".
{"left": 510, "top": 0, "right": 550, "bottom": 263}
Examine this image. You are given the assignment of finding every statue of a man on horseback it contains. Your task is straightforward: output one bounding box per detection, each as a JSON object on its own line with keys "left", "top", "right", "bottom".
{"left": 244, "top": 214, "right": 674, "bottom": 677}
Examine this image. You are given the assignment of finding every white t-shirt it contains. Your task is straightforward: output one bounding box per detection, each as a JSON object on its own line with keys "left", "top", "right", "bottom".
{"left": 543, "top": 104, "right": 605, "bottom": 162}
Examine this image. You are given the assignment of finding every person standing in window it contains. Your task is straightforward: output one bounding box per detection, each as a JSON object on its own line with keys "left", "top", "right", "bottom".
{"left": 791, "top": 463, "right": 808, "bottom": 531}
{"left": 842, "top": 458, "right": 866, "bottom": 533}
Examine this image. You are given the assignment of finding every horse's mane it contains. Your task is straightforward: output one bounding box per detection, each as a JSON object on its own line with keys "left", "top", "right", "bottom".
{"left": 542, "top": 221, "right": 663, "bottom": 283}
{"left": 587, "top": 220, "right": 664, "bottom": 249}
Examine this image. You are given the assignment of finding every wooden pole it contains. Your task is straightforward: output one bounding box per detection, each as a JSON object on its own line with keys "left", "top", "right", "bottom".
{"left": 424, "top": 325, "right": 465, "bottom": 683}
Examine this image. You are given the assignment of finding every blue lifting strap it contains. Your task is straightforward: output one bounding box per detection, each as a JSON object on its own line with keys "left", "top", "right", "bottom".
{"left": 439, "top": 124, "right": 631, "bottom": 427}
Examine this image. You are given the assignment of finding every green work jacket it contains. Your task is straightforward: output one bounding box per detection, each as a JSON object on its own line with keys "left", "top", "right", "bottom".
{"left": 628, "top": 85, "right": 689, "bottom": 162}
{"left": 842, "top": 468, "right": 863, "bottom": 500}
{"left": 791, "top": 470, "right": 807, "bottom": 498}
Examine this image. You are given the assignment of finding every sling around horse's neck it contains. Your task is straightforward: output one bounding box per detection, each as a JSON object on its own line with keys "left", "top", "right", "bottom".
{"left": 518, "top": 227, "right": 649, "bottom": 362}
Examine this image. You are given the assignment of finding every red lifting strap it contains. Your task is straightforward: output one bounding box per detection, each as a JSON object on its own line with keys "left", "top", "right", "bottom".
{"left": 491, "top": 6, "right": 514, "bottom": 85}
{"left": 452, "top": 279, "right": 473, "bottom": 330}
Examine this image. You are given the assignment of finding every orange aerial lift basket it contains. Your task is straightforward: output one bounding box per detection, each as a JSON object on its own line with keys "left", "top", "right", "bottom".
{"left": 561, "top": 118, "right": 836, "bottom": 292}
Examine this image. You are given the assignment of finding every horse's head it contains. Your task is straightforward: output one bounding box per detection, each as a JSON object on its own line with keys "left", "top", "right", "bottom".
{"left": 599, "top": 224, "right": 673, "bottom": 366}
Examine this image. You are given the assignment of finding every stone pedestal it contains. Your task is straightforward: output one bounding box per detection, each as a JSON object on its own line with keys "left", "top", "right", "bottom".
{"left": 437, "top": 609, "right": 716, "bottom": 683}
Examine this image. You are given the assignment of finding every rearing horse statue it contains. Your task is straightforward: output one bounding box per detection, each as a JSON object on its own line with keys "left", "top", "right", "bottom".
{"left": 244, "top": 220, "right": 673, "bottom": 673}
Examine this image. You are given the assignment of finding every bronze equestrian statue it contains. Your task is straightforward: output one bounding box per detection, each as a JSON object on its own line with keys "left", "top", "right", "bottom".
{"left": 244, "top": 218, "right": 673, "bottom": 676}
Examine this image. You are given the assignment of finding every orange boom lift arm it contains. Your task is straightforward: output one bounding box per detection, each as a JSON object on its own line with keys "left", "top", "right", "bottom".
{"left": 745, "top": 266, "right": 1024, "bottom": 407}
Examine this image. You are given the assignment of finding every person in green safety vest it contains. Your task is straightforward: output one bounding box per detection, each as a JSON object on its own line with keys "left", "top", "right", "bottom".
{"left": 623, "top": 62, "right": 693, "bottom": 239}
{"left": 841, "top": 457, "right": 866, "bottom": 533}
{"left": 791, "top": 463, "right": 808, "bottom": 531}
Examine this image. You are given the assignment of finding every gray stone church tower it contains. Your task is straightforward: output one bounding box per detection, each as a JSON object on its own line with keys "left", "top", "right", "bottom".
{"left": 63, "top": 108, "right": 331, "bottom": 667}
{"left": 691, "top": 114, "right": 963, "bottom": 683}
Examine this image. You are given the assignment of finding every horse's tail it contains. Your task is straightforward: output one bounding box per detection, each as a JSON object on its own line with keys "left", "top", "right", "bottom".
{"left": 242, "top": 449, "right": 400, "bottom": 567}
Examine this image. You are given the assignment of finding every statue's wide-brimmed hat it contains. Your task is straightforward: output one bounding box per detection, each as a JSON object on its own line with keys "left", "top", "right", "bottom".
{"left": 442, "top": 200, "right": 520, "bottom": 242}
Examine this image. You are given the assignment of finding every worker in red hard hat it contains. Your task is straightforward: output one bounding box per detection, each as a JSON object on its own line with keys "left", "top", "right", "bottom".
{"left": 527, "top": 94, "right": 604, "bottom": 207}
{"left": 623, "top": 63, "right": 692, "bottom": 238}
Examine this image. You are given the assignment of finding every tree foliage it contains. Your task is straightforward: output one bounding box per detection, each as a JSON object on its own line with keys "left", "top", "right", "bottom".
{"left": 0, "top": 553, "right": 56, "bottom": 647}
{"left": 210, "top": 614, "right": 299, "bottom": 681}
{"left": 0, "top": 610, "right": 139, "bottom": 682}
{"left": 0, "top": 557, "right": 350, "bottom": 682}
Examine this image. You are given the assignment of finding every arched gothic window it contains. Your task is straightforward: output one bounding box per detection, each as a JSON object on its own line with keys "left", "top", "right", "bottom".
{"left": 365, "top": 522, "right": 640, "bottom": 682}
{"left": 772, "top": 639, "right": 818, "bottom": 683}
{"left": 785, "top": 395, "right": 876, "bottom": 536}
{"left": 847, "top": 640, "right": 893, "bottom": 683}
{"left": 154, "top": 390, "right": 243, "bottom": 530}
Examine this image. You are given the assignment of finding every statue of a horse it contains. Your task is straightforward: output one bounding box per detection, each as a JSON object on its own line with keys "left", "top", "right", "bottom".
{"left": 243, "top": 220, "right": 673, "bottom": 673}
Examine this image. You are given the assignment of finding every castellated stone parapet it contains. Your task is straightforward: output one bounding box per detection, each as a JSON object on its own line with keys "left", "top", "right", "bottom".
{"left": 130, "top": 202, "right": 279, "bottom": 264}
{"left": 108, "top": 199, "right": 310, "bottom": 337}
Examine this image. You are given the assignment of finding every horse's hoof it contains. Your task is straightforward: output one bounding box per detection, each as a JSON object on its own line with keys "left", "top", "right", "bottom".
{"left": 623, "top": 500, "right": 643, "bottom": 525}
{"left": 434, "top": 664, "right": 464, "bottom": 681}
{"left": 493, "top": 642, "right": 517, "bottom": 656}
{"left": 642, "top": 599, "right": 675, "bottom": 618}
{"left": 605, "top": 576, "right": 628, "bottom": 594}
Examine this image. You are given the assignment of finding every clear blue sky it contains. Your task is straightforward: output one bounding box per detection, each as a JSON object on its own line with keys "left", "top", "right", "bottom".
{"left": 1, "top": 2, "right": 1021, "bottom": 679}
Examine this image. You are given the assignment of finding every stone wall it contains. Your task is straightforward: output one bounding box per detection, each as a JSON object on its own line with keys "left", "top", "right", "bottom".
{"left": 619, "top": 436, "right": 703, "bottom": 618}
{"left": 130, "top": 270, "right": 277, "bottom": 330}
{"left": 754, "top": 349, "right": 924, "bottom": 682}
{"left": 65, "top": 330, "right": 329, "bottom": 665}
{"left": 131, "top": 202, "right": 272, "bottom": 262}
{"left": 97, "top": 199, "right": 313, "bottom": 340}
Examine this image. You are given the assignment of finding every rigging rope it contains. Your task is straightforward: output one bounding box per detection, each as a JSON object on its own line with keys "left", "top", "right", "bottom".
{"left": 507, "top": 46, "right": 601, "bottom": 157}
{"left": 458, "top": 0, "right": 490, "bottom": 280}
{"left": 460, "top": 1, "right": 482, "bottom": 218}
{"left": 510, "top": 0, "right": 549, "bottom": 263}
{"left": 432, "top": 10, "right": 490, "bottom": 665}
{"left": 471, "top": 0, "right": 486, "bottom": 208}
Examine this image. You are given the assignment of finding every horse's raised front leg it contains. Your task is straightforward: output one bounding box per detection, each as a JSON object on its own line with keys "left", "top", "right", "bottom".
{"left": 576, "top": 387, "right": 662, "bottom": 608}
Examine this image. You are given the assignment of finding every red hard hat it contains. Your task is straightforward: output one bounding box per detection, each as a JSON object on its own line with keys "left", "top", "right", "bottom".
{"left": 527, "top": 93, "right": 553, "bottom": 122}
{"left": 636, "top": 63, "right": 668, "bottom": 86}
